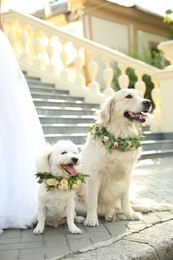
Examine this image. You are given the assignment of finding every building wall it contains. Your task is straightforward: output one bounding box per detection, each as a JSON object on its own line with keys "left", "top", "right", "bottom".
{"left": 83, "top": 0, "right": 172, "bottom": 56}
{"left": 90, "top": 16, "right": 129, "bottom": 52}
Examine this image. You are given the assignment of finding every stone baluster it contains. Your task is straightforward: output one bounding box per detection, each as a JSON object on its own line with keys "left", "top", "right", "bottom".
{"left": 59, "top": 39, "right": 69, "bottom": 80}
{"left": 46, "top": 35, "right": 57, "bottom": 74}
{"left": 118, "top": 63, "right": 129, "bottom": 89}
{"left": 134, "top": 70, "right": 146, "bottom": 96}
{"left": 73, "top": 44, "right": 85, "bottom": 87}
{"left": 102, "top": 58, "right": 114, "bottom": 97}
{"left": 7, "top": 19, "right": 19, "bottom": 57}
{"left": 150, "top": 78, "right": 161, "bottom": 131}
{"left": 32, "top": 29, "right": 46, "bottom": 70}
{"left": 20, "top": 24, "right": 31, "bottom": 64}
{"left": 88, "top": 53, "right": 100, "bottom": 94}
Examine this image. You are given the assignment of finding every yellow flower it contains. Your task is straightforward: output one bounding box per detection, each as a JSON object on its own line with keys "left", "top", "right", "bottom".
{"left": 76, "top": 180, "right": 82, "bottom": 185}
{"left": 60, "top": 179, "right": 68, "bottom": 187}
{"left": 46, "top": 178, "right": 58, "bottom": 186}
{"left": 72, "top": 183, "right": 79, "bottom": 190}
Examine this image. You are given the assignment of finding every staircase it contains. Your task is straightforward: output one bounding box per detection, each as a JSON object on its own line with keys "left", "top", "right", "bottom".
{"left": 26, "top": 75, "right": 173, "bottom": 160}
{"left": 26, "top": 75, "right": 98, "bottom": 146}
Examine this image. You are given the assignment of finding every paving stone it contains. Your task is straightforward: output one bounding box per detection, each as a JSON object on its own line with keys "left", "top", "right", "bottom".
{"left": 45, "top": 245, "right": 70, "bottom": 259}
{"left": 66, "top": 237, "right": 92, "bottom": 252}
{"left": 1, "top": 157, "right": 173, "bottom": 260}
{"left": 104, "top": 221, "right": 130, "bottom": 236}
{"left": 57, "top": 240, "right": 158, "bottom": 260}
{"left": 0, "top": 250, "right": 19, "bottom": 260}
{"left": 125, "top": 220, "right": 173, "bottom": 260}
{"left": 20, "top": 254, "right": 44, "bottom": 260}
{"left": 19, "top": 247, "right": 46, "bottom": 257}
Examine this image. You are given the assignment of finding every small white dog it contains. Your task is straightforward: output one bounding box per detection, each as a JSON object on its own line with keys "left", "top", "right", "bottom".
{"left": 75, "top": 88, "right": 152, "bottom": 226}
{"left": 33, "top": 140, "right": 85, "bottom": 235}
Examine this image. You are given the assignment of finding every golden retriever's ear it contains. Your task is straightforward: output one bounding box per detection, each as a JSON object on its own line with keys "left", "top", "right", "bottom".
{"left": 35, "top": 146, "right": 52, "bottom": 173}
{"left": 100, "top": 97, "right": 115, "bottom": 124}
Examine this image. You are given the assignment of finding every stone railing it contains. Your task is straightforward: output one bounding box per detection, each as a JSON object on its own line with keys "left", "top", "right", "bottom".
{"left": 3, "top": 9, "right": 170, "bottom": 132}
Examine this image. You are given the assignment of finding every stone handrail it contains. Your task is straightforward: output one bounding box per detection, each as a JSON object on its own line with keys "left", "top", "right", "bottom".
{"left": 2, "top": 9, "right": 161, "bottom": 130}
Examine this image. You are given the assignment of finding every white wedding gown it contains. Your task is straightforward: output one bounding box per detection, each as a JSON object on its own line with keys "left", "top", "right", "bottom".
{"left": 0, "top": 30, "right": 45, "bottom": 234}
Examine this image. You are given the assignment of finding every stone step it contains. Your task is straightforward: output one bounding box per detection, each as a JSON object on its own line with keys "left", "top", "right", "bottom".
{"left": 142, "top": 139, "right": 173, "bottom": 151}
{"left": 143, "top": 131, "right": 173, "bottom": 141}
{"left": 29, "top": 86, "right": 69, "bottom": 95}
{"left": 140, "top": 149, "right": 173, "bottom": 160}
{"left": 33, "top": 99, "right": 99, "bottom": 109}
{"left": 25, "top": 74, "right": 173, "bottom": 159}
{"left": 27, "top": 81, "right": 56, "bottom": 89}
{"left": 39, "top": 115, "right": 96, "bottom": 124}
{"left": 36, "top": 106, "right": 97, "bottom": 116}
{"left": 25, "top": 76, "right": 41, "bottom": 82}
{"left": 42, "top": 124, "right": 91, "bottom": 134}
{"left": 45, "top": 133, "right": 87, "bottom": 145}
{"left": 31, "top": 92, "right": 84, "bottom": 101}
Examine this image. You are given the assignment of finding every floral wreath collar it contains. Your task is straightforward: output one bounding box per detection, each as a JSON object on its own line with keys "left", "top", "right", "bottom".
{"left": 89, "top": 123, "right": 142, "bottom": 152}
{"left": 36, "top": 172, "right": 89, "bottom": 191}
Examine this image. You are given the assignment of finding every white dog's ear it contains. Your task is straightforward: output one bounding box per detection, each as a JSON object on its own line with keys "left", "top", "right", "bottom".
{"left": 35, "top": 146, "right": 52, "bottom": 173}
{"left": 100, "top": 97, "right": 115, "bottom": 124}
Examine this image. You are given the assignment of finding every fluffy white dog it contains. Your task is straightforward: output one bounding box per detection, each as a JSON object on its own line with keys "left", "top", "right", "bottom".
{"left": 33, "top": 140, "right": 85, "bottom": 235}
{"left": 75, "top": 88, "right": 152, "bottom": 226}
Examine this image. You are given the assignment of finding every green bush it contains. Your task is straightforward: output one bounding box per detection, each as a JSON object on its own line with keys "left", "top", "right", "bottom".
{"left": 111, "top": 48, "right": 167, "bottom": 108}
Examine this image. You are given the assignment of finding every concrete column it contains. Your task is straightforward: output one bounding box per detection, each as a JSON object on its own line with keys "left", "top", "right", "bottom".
{"left": 155, "top": 68, "right": 173, "bottom": 132}
{"left": 157, "top": 40, "right": 173, "bottom": 132}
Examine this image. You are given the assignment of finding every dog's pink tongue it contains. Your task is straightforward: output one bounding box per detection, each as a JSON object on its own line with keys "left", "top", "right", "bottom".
{"left": 66, "top": 164, "right": 78, "bottom": 176}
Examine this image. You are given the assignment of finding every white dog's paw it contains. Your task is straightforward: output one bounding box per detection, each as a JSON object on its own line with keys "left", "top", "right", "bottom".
{"left": 124, "top": 211, "right": 142, "bottom": 220}
{"left": 74, "top": 216, "right": 85, "bottom": 223}
{"left": 84, "top": 215, "right": 99, "bottom": 227}
{"left": 33, "top": 224, "right": 45, "bottom": 235}
{"left": 69, "top": 226, "right": 82, "bottom": 234}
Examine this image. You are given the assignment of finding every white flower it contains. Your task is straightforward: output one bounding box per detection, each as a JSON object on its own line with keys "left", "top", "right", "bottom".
{"left": 103, "top": 136, "right": 109, "bottom": 142}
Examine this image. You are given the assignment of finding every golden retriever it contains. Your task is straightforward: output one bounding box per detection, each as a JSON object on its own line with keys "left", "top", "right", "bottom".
{"left": 75, "top": 88, "right": 152, "bottom": 226}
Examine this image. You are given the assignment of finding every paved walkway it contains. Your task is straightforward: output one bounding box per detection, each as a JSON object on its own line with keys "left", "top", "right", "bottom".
{"left": 1, "top": 157, "right": 173, "bottom": 260}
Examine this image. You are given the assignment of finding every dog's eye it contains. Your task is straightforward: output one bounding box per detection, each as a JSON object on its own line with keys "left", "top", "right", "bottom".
{"left": 61, "top": 151, "right": 67, "bottom": 155}
{"left": 125, "top": 95, "right": 132, "bottom": 99}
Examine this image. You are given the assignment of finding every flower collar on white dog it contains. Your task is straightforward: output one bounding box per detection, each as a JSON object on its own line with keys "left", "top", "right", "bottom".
{"left": 89, "top": 123, "right": 142, "bottom": 152}
{"left": 36, "top": 172, "right": 89, "bottom": 191}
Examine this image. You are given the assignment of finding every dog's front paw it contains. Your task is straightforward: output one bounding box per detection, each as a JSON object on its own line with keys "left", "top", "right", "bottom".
{"left": 69, "top": 226, "right": 82, "bottom": 234}
{"left": 74, "top": 216, "right": 85, "bottom": 223}
{"left": 105, "top": 213, "right": 117, "bottom": 222}
{"left": 124, "top": 211, "right": 142, "bottom": 220}
{"left": 33, "top": 224, "right": 45, "bottom": 235}
{"left": 84, "top": 215, "right": 99, "bottom": 226}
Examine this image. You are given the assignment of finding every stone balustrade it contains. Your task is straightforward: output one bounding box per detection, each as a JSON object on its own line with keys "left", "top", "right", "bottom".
{"left": 3, "top": 10, "right": 173, "bottom": 132}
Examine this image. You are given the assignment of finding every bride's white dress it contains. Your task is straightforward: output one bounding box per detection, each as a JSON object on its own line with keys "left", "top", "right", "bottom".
{"left": 0, "top": 30, "right": 45, "bottom": 234}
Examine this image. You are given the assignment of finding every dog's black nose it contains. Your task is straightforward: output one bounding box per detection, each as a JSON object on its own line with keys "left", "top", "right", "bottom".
{"left": 71, "top": 157, "right": 78, "bottom": 164}
{"left": 143, "top": 99, "right": 152, "bottom": 109}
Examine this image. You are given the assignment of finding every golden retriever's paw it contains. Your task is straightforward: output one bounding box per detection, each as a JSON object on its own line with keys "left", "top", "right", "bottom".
{"left": 69, "top": 226, "right": 82, "bottom": 234}
{"left": 74, "top": 216, "right": 85, "bottom": 223}
{"left": 116, "top": 214, "right": 127, "bottom": 220}
{"left": 84, "top": 216, "right": 99, "bottom": 226}
{"left": 124, "top": 211, "right": 142, "bottom": 220}
{"left": 105, "top": 214, "right": 117, "bottom": 222}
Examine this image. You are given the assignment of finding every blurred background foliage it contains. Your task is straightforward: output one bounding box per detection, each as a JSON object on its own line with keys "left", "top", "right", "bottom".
{"left": 111, "top": 48, "right": 168, "bottom": 108}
